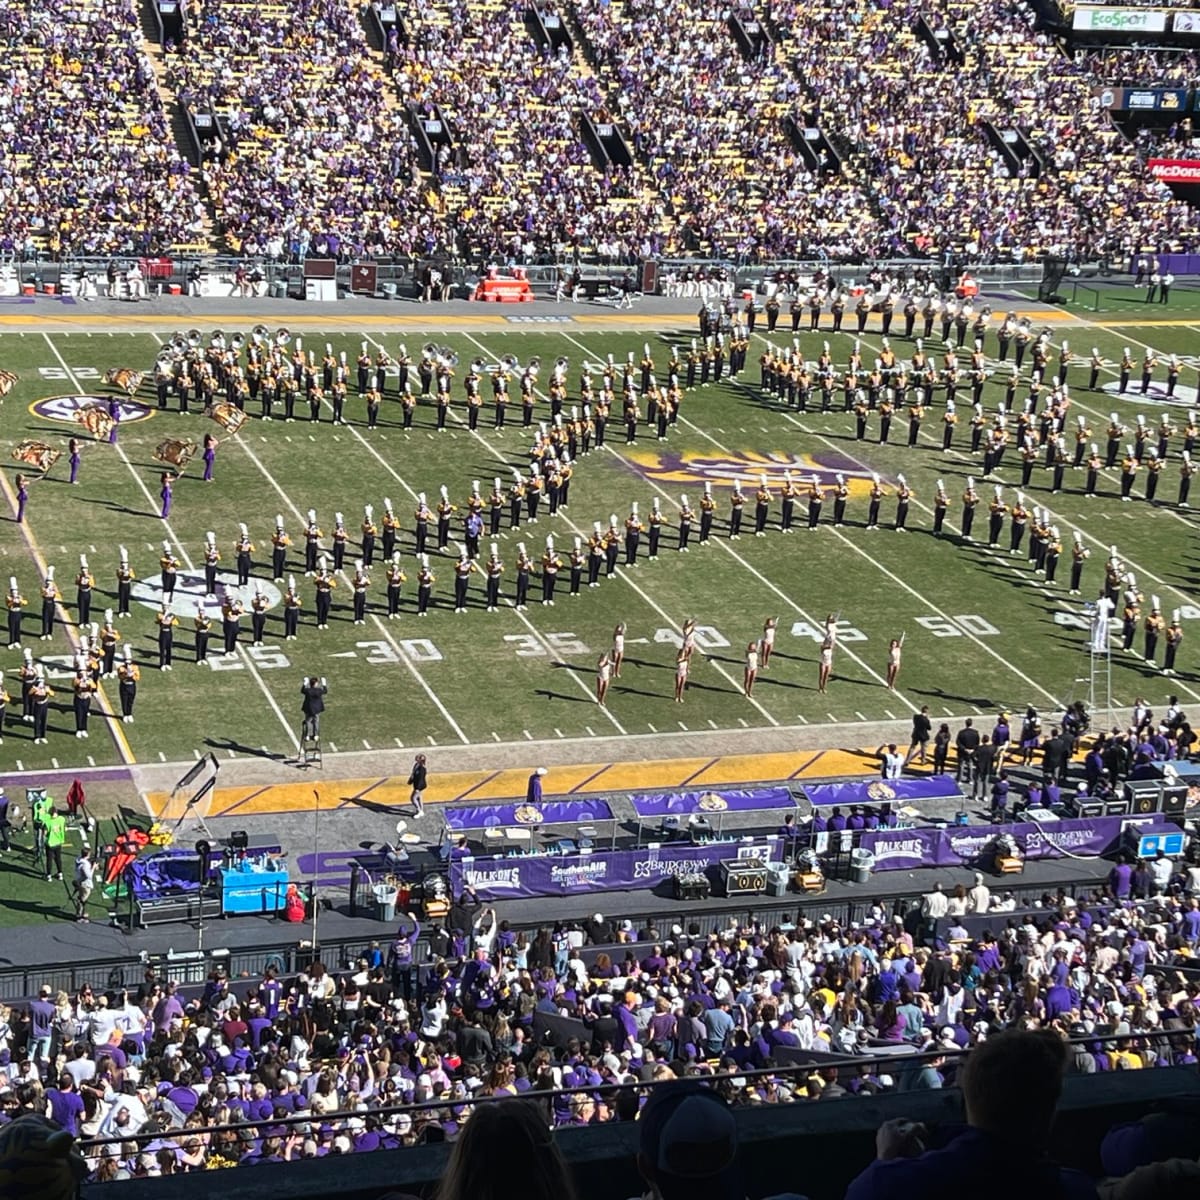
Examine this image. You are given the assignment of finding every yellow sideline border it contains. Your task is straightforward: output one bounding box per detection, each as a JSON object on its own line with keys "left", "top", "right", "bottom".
{"left": 144, "top": 746, "right": 882, "bottom": 819}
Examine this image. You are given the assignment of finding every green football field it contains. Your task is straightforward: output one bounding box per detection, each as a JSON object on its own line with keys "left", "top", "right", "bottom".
{"left": 1, "top": 304, "right": 1199, "bottom": 774}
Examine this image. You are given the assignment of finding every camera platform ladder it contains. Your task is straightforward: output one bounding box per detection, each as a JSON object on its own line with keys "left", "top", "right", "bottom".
{"left": 300, "top": 733, "right": 322, "bottom": 769}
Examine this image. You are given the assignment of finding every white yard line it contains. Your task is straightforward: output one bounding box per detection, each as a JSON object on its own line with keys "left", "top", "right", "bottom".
{"left": 43, "top": 332, "right": 301, "bottom": 751}
{"left": 457, "top": 331, "right": 779, "bottom": 726}
{"left": 154, "top": 337, "right": 471, "bottom": 746}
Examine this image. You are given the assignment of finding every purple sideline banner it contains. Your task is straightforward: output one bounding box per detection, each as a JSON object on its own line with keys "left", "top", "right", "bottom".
{"left": 802, "top": 776, "right": 962, "bottom": 809}
{"left": 443, "top": 798, "right": 614, "bottom": 832}
{"left": 629, "top": 787, "right": 795, "bottom": 818}
{"left": 863, "top": 816, "right": 1133, "bottom": 871}
{"left": 450, "top": 838, "right": 781, "bottom": 900}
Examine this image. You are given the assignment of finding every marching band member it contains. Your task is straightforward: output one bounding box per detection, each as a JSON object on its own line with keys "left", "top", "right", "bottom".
{"left": 414, "top": 492, "right": 431, "bottom": 557}
{"left": 436, "top": 487, "right": 455, "bottom": 550}
{"left": 453, "top": 547, "right": 477, "bottom": 613}
{"left": 728, "top": 478, "right": 745, "bottom": 539}
{"left": 648, "top": 497, "right": 668, "bottom": 559}
{"left": 7, "top": 577, "right": 27, "bottom": 649}
{"left": 831, "top": 473, "right": 849, "bottom": 526}
{"left": 74, "top": 554, "right": 94, "bottom": 627}
{"left": 251, "top": 582, "right": 269, "bottom": 643}
{"left": 1145, "top": 448, "right": 1163, "bottom": 503}
{"left": 193, "top": 601, "right": 211, "bottom": 662}
{"left": 541, "top": 537, "right": 560, "bottom": 606}
{"left": 1144, "top": 597, "right": 1165, "bottom": 666}
{"left": 416, "top": 553, "right": 436, "bottom": 617}
{"left": 604, "top": 515, "right": 621, "bottom": 576}
{"left": 68, "top": 436, "right": 81, "bottom": 485}
{"left": 932, "top": 478, "right": 949, "bottom": 537}
{"left": 894, "top": 474, "right": 913, "bottom": 533}
{"left": 351, "top": 560, "right": 370, "bottom": 624}
{"left": 513, "top": 544, "right": 532, "bottom": 610}
{"left": 1044, "top": 524, "right": 1063, "bottom": 583}
{"left": 314, "top": 556, "right": 335, "bottom": 629}
{"left": 678, "top": 493, "right": 694, "bottom": 552}
{"left": 303, "top": 509, "right": 322, "bottom": 575}
{"left": 866, "top": 474, "right": 885, "bottom": 530}
{"left": 361, "top": 504, "right": 378, "bottom": 566}
{"left": 1164, "top": 611, "right": 1184, "bottom": 676}
{"left": 754, "top": 474, "right": 772, "bottom": 536}
{"left": 1180, "top": 451, "right": 1197, "bottom": 507}
{"left": 385, "top": 554, "right": 406, "bottom": 619}
{"left": 488, "top": 477, "right": 505, "bottom": 537}
{"left": 30, "top": 669, "right": 52, "bottom": 744}
{"left": 1121, "top": 585, "right": 1142, "bottom": 653}
{"left": 699, "top": 482, "right": 716, "bottom": 543}
{"left": 271, "top": 516, "right": 291, "bottom": 581}
{"left": 1087, "top": 347, "right": 1104, "bottom": 391}
{"left": 117, "top": 644, "right": 139, "bottom": 723}
{"left": 332, "top": 511, "right": 349, "bottom": 573}
{"left": 885, "top": 637, "right": 902, "bottom": 690}
{"left": 72, "top": 666, "right": 95, "bottom": 738}
{"left": 283, "top": 575, "right": 301, "bottom": 639}
{"left": 234, "top": 523, "right": 253, "bottom": 586}
{"left": 1119, "top": 444, "right": 1138, "bottom": 502}
{"left": 39, "top": 567, "right": 58, "bottom": 641}
{"left": 485, "top": 544, "right": 504, "bottom": 611}
{"left": 807, "top": 474, "right": 823, "bottom": 530}
{"left": 568, "top": 536, "right": 584, "bottom": 595}
{"left": 221, "top": 591, "right": 243, "bottom": 655}
{"left": 674, "top": 648, "right": 689, "bottom": 703}
{"left": 987, "top": 485, "right": 1006, "bottom": 548}
{"left": 587, "top": 522, "right": 604, "bottom": 587}
{"left": 525, "top": 463, "right": 542, "bottom": 523}
{"left": 624, "top": 503, "right": 644, "bottom": 566}
{"left": 115, "top": 546, "right": 134, "bottom": 618}
{"left": 1069, "top": 532, "right": 1089, "bottom": 595}
{"left": 99, "top": 610, "right": 120, "bottom": 676}
{"left": 1009, "top": 492, "right": 1028, "bottom": 556}
{"left": 942, "top": 399, "right": 957, "bottom": 452}
{"left": 960, "top": 476, "right": 979, "bottom": 541}
{"left": 156, "top": 601, "right": 177, "bottom": 670}
{"left": 382, "top": 498, "right": 399, "bottom": 559}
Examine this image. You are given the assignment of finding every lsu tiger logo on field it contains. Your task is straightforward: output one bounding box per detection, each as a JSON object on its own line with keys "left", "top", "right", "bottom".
{"left": 30, "top": 395, "right": 154, "bottom": 425}
{"left": 626, "top": 448, "right": 875, "bottom": 492}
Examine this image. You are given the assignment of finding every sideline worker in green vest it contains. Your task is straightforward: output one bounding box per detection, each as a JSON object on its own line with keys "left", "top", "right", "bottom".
{"left": 45, "top": 808, "right": 66, "bottom": 882}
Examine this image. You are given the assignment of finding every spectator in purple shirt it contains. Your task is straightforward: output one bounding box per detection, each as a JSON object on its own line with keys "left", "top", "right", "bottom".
{"left": 46, "top": 1072, "right": 85, "bottom": 1136}
{"left": 1109, "top": 859, "right": 1134, "bottom": 900}
{"left": 27, "top": 986, "right": 55, "bottom": 1066}
{"left": 845, "top": 1030, "right": 1099, "bottom": 1200}
{"left": 151, "top": 981, "right": 184, "bottom": 1034}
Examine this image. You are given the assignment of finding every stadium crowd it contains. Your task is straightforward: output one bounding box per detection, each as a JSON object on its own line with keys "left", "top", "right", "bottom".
{"left": 0, "top": 842, "right": 1198, "bottom": 1178}
{"left": 164, "top": 0, "right": 432, "bottom": 261}
{"left": 0, "top": 0, "right": 204, "bottom": 257}
{"left": 388, "top": 0, "right": 668, "bottom": 264}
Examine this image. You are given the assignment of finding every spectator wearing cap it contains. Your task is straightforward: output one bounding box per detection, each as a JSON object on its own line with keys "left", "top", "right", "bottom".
{"left": 845, "top": 1030, "right": 1098, "bottom": 1200}
{"left": 635, "top": 1079, "right": 810, "bottom": 1200}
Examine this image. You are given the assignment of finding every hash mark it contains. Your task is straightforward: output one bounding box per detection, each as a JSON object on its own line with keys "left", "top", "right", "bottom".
{"left": 884, "top": 710, "right": 896, "bottom": 720}
{"left": 523, "top": 729, "right": 533, "bottom": 740}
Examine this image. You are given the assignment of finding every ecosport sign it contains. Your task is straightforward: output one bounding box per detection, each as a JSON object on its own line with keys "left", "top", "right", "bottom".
{"left": 1073, "top": 6, "right": 1169, "bottom": 32}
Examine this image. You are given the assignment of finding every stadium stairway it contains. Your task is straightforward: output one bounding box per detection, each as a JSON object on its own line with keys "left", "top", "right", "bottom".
{"left": 137, "top": 33, "right": 220, "bottom": 253}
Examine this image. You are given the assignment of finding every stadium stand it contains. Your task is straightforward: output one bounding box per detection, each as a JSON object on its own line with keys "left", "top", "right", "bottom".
{"left": 0, "top": 0, "right": 204, "bottom": 258}
{"left": 163, "top": 0, "right": 431, "bottom": 260}
{"left": 386, "top": 0, "right": 669, "bottom": 263}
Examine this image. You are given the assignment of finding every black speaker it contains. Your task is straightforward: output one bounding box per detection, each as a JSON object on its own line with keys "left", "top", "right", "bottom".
{"left": 1104, "top": 796, "right": 1131, "bottom": 817}
{"left": 194, "top": 839, "right": 211, "bottom": 860}
{"left": 229, "top": 829, "right": 249, "bottom": 850}
{"left": 1124, "top": 782, "right": 1161, "bottom": 816}
{"left": 1070, "top": 798, "right": 1106, "bottom": 819}
{"left": 1161, "top": 784, "right": 1188, "bottom": 819}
